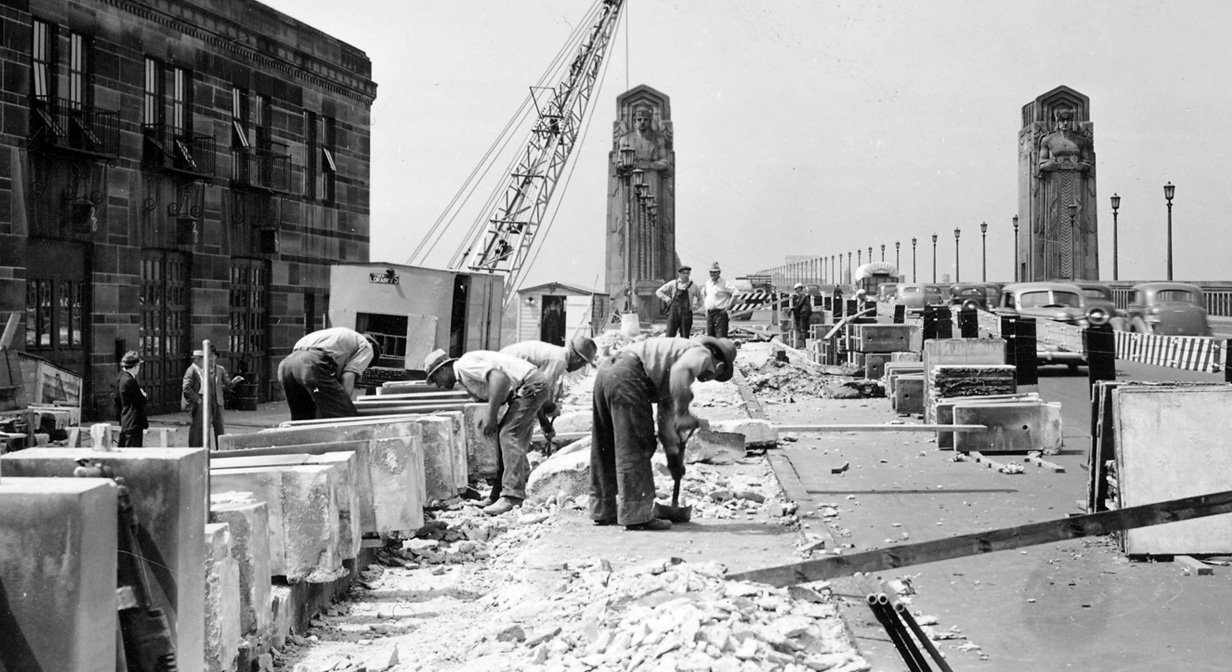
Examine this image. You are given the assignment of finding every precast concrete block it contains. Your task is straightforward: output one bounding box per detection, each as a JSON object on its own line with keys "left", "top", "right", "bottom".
{"left": 210, "top": 465, "right": 346, "bottom": 583}
{"left": 1, "top": 447, "right": 208, "bottom": 672}
{"left": 850, "top": 324, "right": 921, "bottom": 353}
{"left": 894, "top": 375, "right": 925, "bottom": 416}
{"left": 209, "top": 496, "right": 272, "bottom": 638}
{"left": 415, "top": 415, "right": 458, "bottom": 502}
{"left": 709, "top": 418, "right": 778, "bottom": 447}
{"left": 428, "top": 410, "right": 469, "bottom": 493}
{"left": 1040, "top": 401, "right": 1063, "bottom": 455}
{"left": 204, "top": 523, "right": 241, "bottom": 672}
{"left": 922, "top": 339, "right": 1008, "bottom": 422}
{"left": 221, "top": 420, "right": 424, "bottom": 536}
{"left": 552, "top": 410, "right": 592, "bottom": 434}
{"left": 303, "top": 452, "right": 363, "bottom": 560}
{"left": 464, "top": 402, "right": 499, "bottom": 479}
{"left": 0, "top": 477, "right": 117, "bottom": 672}
{"left": 686, "top": 429, "right": 746, "bottom": 465}
{"left": 927, "top": 364, "right": 1017, "bottom": 425}
{"left": 891, "top": 351, "right": 922, "bottom": 362}
{"left": 953, "top": 401, "right": 1046, "bottom": 453}
{"left": 269, "top": 585, "right": 292, "bottom": 649}
{"left": 934, "top": 393, "right": 1040, "bottom": 449}
{"left": 864, "top": 352, "right": 893, "bottom": 380}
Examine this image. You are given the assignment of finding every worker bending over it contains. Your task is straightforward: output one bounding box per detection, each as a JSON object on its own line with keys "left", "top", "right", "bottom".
{"left": 424, "top": 348, "right": 551, "bottom": 516}
{"left": 590, "top": 336, "right": 737, "bottom": 530}
{"left": 501, "top": 334, "right": 598, "bottom": 447}
{"left": 278, "top": 327, "right": 381, "bottom": 421}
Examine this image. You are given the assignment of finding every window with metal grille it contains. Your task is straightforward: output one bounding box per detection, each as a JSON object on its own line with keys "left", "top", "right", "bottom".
{"left": 68, "top": 32, "right": 89, "bottom": 109}
{"left": 232, "top": 87, "right": 249, "bottom": 148}
{"left": 304, "top": 110, "right": 317, "bottom": 199}
{"left": 144, "top": 58, "right": 161, "bottom": 128}
{"left": 322, "top": 116, "right": 337, "bottom": 204}
{"left": 32, "top": 20, "right": 54, "bottom": 104}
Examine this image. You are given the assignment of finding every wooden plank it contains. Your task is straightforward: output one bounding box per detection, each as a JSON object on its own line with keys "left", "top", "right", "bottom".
{"left": 1176, "top": 555, "right": 1214, "bottom": 576}
{"left": 726, "top": 489, "right": 1232, "bottom": 587}
{"left": 1025, "top": 451, "right": 1066, "bottom": 473}
{"left": 775, "top": 424, "right": 986, "bottom": 433}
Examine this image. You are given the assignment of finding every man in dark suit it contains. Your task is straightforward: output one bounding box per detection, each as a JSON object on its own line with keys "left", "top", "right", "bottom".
{"left": 113, "top": 350, "right": 149, "bottom": 447}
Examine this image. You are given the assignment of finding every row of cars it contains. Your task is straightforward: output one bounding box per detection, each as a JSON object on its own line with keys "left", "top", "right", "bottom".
{"left": 876, "top": 280, "right": 1214, "bottom": 368}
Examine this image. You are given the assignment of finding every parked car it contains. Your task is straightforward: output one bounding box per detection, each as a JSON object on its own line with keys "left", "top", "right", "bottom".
{"left": 994, "top": 281, "right": 1095, "bottom": 368}
{"left": 948, "top": 282, "right": 1001, "bottom": 310}
{"left": 877, "top": 283, "right": 899, "bottom": 303}
{"left": 893, "top": 283, "right": 947, "bottom": 315}
{"left": 1124, "top": 282, "right": 1212, "bottom": 336}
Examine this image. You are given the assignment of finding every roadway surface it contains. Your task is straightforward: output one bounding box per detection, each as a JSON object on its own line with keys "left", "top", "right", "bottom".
{"left": 763, "top": 351, "right": 1230, "bottom": 671}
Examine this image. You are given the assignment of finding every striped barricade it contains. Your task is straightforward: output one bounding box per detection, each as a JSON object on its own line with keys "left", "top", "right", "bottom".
{"left": 728, "top": 291, "right": 790, "bottom": 313}
{"left": 1113, "top": 331, "right": 1223, "bottom": 374}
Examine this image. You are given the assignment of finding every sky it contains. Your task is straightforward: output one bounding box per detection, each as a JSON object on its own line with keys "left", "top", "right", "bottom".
{"left": 261, "top": 0, "right": 1232, "bottom": 289}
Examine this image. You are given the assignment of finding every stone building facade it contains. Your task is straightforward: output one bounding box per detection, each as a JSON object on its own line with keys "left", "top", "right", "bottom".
{"left": 0, "top": 0, "right": 376, "bottom": 418}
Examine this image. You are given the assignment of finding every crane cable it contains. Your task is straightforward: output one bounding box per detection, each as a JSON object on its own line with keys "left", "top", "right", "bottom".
{"left": 407, "top": 0, "right": 605, "bottom": 267}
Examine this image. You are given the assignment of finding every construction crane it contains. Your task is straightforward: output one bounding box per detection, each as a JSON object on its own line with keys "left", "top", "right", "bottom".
{"left": 408, "top": 0, "right": 623, "bottom": 306}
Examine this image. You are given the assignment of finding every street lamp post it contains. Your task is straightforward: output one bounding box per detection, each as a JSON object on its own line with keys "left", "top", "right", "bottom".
{"left": 847, "top": 252, "right": 852, "bottom": 283}
{"left": 1164, "top": 182, "right": 1175, "bottom": 281}
{"left": 1110, "top": 194, "right": 1120, "bottom": 281}
{"left": 1068, "top": 202, "right": 1078, "bottom": 280}
{"left": 1012, "top": 215, "right": 1019, "bottom": 282}
{"left": 911, "top": 238, "right": 917, "bottom": 283}
{"left": 980, "top": 221, "right": 988, "bottom": 282}
{"left": 868, "top": 247, "right": 873, "bottom": 265}
{"left": 857, "top": 249, "right": 862, "bottom": 266}
{"left": 895, "top": 241, "right": 900, "bottom": 272}
{"left": 954, "top": 228, "right": 962, "bottom": 282}
{"left": 931, "top": 233, "right": 938, "bottom": 283}
{"left": 881, "top": 244, "right": 885, "bottom": 262}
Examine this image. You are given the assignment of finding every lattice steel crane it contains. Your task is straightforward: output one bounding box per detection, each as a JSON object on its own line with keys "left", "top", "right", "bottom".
{"left": 409, "top": 0, "right": 623, "bottom": 306}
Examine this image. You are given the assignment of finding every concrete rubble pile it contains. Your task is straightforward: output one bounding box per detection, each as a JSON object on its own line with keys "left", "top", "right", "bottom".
{"left": 467, "top": 558, "right": 871, "bottom": 672}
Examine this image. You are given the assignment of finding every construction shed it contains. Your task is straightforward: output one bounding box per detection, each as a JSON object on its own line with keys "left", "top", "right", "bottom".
{"left": 515, "top": 283, "right": 600, "bottom": 346}
{"left": 328, "top": 263, "right": 504, "bottom": 370}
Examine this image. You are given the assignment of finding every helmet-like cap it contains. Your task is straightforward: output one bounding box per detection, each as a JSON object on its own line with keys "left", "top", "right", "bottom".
{"left": 423, "top": 349, "right": 455, "bottom": 379}
{"left": 567, "top": 335, "right": 598, "bottom": 365}
{"left": 697, "top": 336, "right": 737, "bottom": 383}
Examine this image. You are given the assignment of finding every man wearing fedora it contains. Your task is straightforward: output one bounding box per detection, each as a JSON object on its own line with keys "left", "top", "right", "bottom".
{"left": 501, "top": 335, "right": 598, "bottom": 448}
{"left": 590, "top": 336, "right": 738, "bottom": 531}
{"left": 789, "top": 283, "right": 813, "bottom": 348}
{"left": 703, "top": 262, "right": 737, "bottom": 338}
{"left": 278, "top": 327, "right": 381, "bottom": 420}
{"left": 424, "top": 348, "right": 551, "bottom": 516}
{"left": 655, "top": 265, "right": 703, "bottom": 338}
{"left": 183, "top": 345, "right": 244, "bottom": 448}
{"left": 113, "top": 350, "right": 148, "bottom": 447}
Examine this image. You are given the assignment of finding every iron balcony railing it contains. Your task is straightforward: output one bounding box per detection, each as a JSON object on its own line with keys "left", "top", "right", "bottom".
{"left": 231, "top": 143, "right": 291, "bottom": 193}
{"left": 143, "top": 124, "right": 216, "bottom": 178}
{"left": 29, "top": 101, "right": 120, "bottom": 157}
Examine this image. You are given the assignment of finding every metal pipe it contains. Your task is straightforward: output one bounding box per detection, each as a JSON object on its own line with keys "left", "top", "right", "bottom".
{"left": 866, "top": 593, "right": 929, "bottom": 672}
{"left": 895, "top": 601, "right": 954, "bottom": 672}
{"left": 877, "top": 593, "right": 934, "bottom": 672}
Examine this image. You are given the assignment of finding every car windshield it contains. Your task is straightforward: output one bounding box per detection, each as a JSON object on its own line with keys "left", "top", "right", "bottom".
{"left": 1019, "top": 290, "right": 1081, "bottom": 308}
{"left": 902, "top": 287, "right": 920, "bottom": 294}
{"left": 1156, "top": 289, "right": 1200, "bottom": 304}
{"left": 1082, "top": 288, "right": 1112, "bottom": 301}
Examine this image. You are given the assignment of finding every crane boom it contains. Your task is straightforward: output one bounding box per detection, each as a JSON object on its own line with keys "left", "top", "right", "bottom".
{"left": 450, "top": 0, "right": 623, "bottom": 302}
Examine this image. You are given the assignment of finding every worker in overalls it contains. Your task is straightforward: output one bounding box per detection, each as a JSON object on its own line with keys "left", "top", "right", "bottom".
{"left": 655, "top": 265, "right": 703, "bottom": 338}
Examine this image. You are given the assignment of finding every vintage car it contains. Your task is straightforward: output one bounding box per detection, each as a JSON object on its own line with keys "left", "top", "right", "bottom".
{"left": 876, "top": 283, "right": 899, "bottom": 303}
{"left": 893, "top": 283, "right": 948, "bottom": 315}
{"left": 1124, "top": 282, "right": 1211, "bottom": 336}
{"left": 948, "top": 282, "right": 1001, "bottom": 310}
{"left": 994, "top": 281, "right": 1099, "bottom": 367}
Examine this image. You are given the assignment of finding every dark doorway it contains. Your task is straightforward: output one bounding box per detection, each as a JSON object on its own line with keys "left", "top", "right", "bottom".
{"left": 449, "top": 275, "right": 469, "bottom": 357}
{"left": 140, "top": 249, "right": 191, "bottom": 414}
{"left": 24, "top": 240, "right": 91, "bottom": 409}
{"left": 540, "top": 295, "right": 566, "bottom": 346}
{"left": 229, "top": 259, "right": 270, "bottom": 403}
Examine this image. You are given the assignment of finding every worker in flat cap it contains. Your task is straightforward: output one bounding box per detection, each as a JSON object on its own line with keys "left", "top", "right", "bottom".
{"left": 113, "top": 350, "right": 149, "bottom": 447}
{"left": 183, "top": 345, "right": 244, "bottom": 448}
{"left": 703, "top": 262, "right": 737, "bottom": 338}
{"left": 501, "top": 334, "right": 598, "bottom": 451}
{"left": 655, "top": 265, "right": 704, "bottom": 338}
{"left": 789, "top": 283, "right": 813, "bottom": 348}
{"left": 590, "top": 336, "right": 738, "bottom": 531}
{"left": 278, "top": 327, "right": 382, "bottom": 420}
{"left": 424, "top": 348, "right": 551, "bottom": 516}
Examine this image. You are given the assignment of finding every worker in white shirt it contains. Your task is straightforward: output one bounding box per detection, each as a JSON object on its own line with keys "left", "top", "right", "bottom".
{"left": 501, "top": 335, "right": 598, "bottom": 447}
{"left": 278, "top": 327, "right": 381, "bottom": 420}
{"left": 703, "top": 262, "right": 738, "bottom": 338}
{"left": 655, "top": 265, "right": 704, "bottom": 338}
{"left": 423, "top": 348, "right": 551, "bottom": 516}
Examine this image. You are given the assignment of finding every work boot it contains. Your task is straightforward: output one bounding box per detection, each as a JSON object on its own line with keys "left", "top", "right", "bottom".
{"left": 625, "top": 518, "right": 672, "bottom": 531}
{"left": 482, "top": 496, "right": 522, "bottom": 516}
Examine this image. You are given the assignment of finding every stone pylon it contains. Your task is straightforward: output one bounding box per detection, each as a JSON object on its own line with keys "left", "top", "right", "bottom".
{"left": 1018, "top": 86, "right": 1099, "bottom": 282}
{"left": 606, "top": 85, "right": 676, "bottom": 322}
